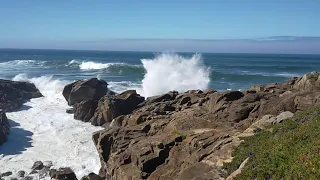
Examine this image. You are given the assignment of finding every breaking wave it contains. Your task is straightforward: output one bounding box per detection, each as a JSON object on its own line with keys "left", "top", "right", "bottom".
{"left": 141, "top": 53, "right": 210, "bottom": 97}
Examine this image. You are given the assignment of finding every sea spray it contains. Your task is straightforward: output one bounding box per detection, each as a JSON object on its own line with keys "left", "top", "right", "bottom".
{"left": 12, "top": 74, "right": 70, "bottom": 102}
{"left": 141, "top": 53, "right": 210, "bottom": 97}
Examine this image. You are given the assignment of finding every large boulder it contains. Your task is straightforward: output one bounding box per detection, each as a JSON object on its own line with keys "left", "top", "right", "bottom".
{"left": 0, "top": 79, "right": 42, "bottom": 111}
{"left": 292, "top": 72, "right": 320, "bottom": 92}
{"left": 90, "top": 90, "right": 145, "bottom": 126}
{"left": 0, "top": 110, "right": 10, "bottom": 146}
{"left": 74, "top": 100, "right": 98, "bottom": 122}
{"left": 62, "top": 78, "right": 113, "bottom": 106}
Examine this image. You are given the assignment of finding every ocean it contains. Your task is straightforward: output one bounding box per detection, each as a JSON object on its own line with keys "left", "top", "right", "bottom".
{"left": 1, "top": 49, "right": 319, "bottom": 96}
{"left": 0, "top": 48, "right": 320, "bottom": 177}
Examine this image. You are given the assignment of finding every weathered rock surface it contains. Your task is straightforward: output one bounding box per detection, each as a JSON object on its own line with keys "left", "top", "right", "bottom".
{"left": 90, "top": 90, "right": 144, "bottom": 126}
{"left": 50, "top": 168, "right": 77, "bottom": 180}
{"left": 91, "top": 72, "right": 320, "bottom": 180}
{"left": 67, "top": 88, "right": 145, "bottom": 126}
{"left": 62, "top": 78, "right": 113, "bottom": 106}
{"left": 0, "top": 79, "right": 42, "bottom": 111}
{"left": 0, "top": 110, "right": 9, "bottom": 146}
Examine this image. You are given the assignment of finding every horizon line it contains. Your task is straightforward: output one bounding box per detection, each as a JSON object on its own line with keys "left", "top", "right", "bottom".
{"left": 1, "top": 47, "right": 320, "bottom": 56}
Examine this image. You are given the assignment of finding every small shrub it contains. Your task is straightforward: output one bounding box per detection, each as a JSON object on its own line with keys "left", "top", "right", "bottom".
{"left": 172, "top": 130, "right": 186, "bottom": 140}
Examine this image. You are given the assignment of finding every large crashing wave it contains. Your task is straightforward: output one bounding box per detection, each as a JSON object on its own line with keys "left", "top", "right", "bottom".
{"left": 141, "top": 53, "right": 210, "bottom": 97}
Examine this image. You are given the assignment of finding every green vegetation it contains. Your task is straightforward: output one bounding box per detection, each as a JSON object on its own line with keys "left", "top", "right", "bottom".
{"left": 224, "top": 107, "right": 320, "bottom": 180}
{"left": 172, "top": 130, "right": 186, "bottom": 140}
{"left": 308, "top": 72, "right": 319, "bottom": 82}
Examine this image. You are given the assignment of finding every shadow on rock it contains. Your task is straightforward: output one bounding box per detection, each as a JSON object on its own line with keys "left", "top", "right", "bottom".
{"left": 0, "top": 119, "right": 33, "bottom": 155}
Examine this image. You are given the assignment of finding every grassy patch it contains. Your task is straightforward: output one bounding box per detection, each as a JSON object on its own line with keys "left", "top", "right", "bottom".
{"left": 224, "top": 107, "right": 320, "bottom": 179}
{"left": 172, "top": 130, "right": 186, "bottom": 140}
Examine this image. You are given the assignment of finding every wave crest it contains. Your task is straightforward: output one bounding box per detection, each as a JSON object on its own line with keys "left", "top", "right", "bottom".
{"left": 0, "top": 60, "right": 45, "bottom": 67}
{"left": 141, "top": 53, "right": 210, "bottom": 97}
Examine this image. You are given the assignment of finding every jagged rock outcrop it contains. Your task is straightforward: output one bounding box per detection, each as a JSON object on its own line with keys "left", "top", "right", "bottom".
{"left": 62, "top": 78, "right": 114, "bottom": 106}
{"left": 65, "top": 86, "right": 145, "bottom": 126}
{"left": 0, "top": 79, "right": 42, "bottom": 111}
{"left": 90, "top": 90, "right": 144, "bottom": 126}
{"left": 91, "top": 72, "right": 320, "bottom": 180}
{"left": 0, "top": 110, "right": 9, "bottom": 146}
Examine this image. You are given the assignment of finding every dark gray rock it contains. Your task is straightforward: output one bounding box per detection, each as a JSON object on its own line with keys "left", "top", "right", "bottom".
{"left": 17, "top": 170, "right": 26, "bottom": 178}
{"left": 0, "top": 110, "right": 10, "bottom": 146}
{"left": 31, "top": 161, "right": 43, "bottom": 170}
{"left": 0, "top": 79, "right": 42, "bottom": 111}
{"left": 49, "top": 168, "right": 77, "bottom": 180}
{"left": 66, "top": 108, "right": 74, "bottom": 114}
{"left": 80, "top": 173, "right": 102, "bottom": 180}
{"left": 23, "top": 176, "right": 33, "bottom": 180}
{"left": 38, "top": 167, "right": 50, "bottom": 178}
{"left": 0, "top": 171, "right": 13, "bottom": 177}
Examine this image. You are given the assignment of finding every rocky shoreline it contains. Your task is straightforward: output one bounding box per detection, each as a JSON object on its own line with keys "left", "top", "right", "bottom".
{"left": 1, "top": 72, "right": 320, "bottom": 179}
{"left": 0, "top": 80, "right": 43, "bottom": 146}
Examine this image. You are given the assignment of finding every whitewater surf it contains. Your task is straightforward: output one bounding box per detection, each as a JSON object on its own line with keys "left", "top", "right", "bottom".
{"left": 0, "top": 75, "right": 102, "bottom": 178}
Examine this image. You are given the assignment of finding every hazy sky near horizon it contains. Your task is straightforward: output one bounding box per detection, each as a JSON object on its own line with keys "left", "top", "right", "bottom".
{"left": 1, "top": 0, "right": 320, "bottom": 53}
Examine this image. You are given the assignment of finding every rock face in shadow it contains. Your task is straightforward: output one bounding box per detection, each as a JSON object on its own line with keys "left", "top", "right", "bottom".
{"left": 90, "top": 90, "right": 145, "bottom": 126}
{"left": 0, "top": 110, "right": 9, "bottom": 146}
{"left": 0, "top": 79, "right": 43, "bottom": 111}
{"left": 90, "top": 72, "right": 320, "bottom": 180}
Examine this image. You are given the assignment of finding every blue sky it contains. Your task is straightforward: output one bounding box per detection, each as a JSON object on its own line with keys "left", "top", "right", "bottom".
{"left": 1, "top": 0, "right": 320, "bottom": 53}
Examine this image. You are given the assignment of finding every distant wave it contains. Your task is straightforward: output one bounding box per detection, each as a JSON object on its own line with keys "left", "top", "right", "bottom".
{"left": 0, "top": 60, "right": 46, "bottom": 67}
{"left": 211, "top": 71, "right": 301, "bottom": 84}
{"left": 68, "top": 60, "right": 143, "bottom": 70}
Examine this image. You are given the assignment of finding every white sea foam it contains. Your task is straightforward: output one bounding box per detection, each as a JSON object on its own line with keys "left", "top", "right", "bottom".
{"left": 67, "top": 59, "right": 81, "bottom": 66}
{"left": 75, "top": 61, "right": 142, "bottom": 70}
{"left": 79, "top": 61, "right": 114, "bottom": 70}
{"left": 0, "top": 74, "right": 102, "bottom": 179}
{"left": 141, "top": 53, "right": 210, "bottom": 97}
{"left": 0, "top": 60, "right": 45, "bottom": 69}
{"left": 108, "top": 81, "right": 143, "bottom": 94}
